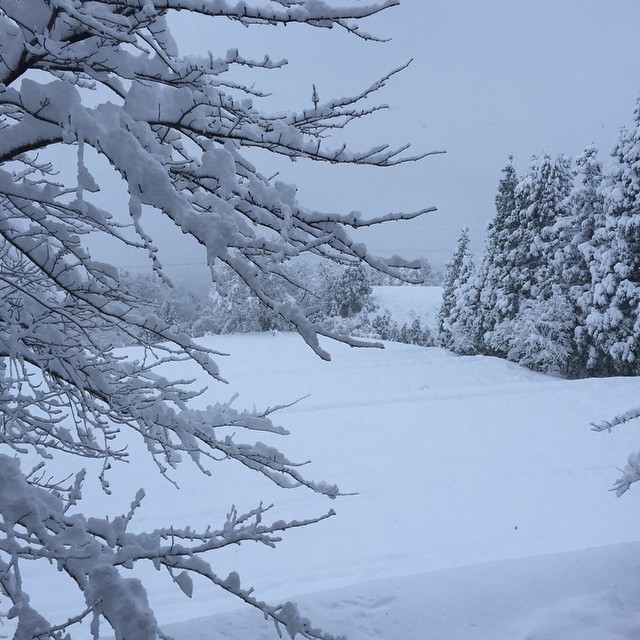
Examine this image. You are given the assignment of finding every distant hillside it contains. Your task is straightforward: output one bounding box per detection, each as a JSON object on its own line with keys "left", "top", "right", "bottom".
{"left": 372, "top": 285, "right": 442, "bottom": 330}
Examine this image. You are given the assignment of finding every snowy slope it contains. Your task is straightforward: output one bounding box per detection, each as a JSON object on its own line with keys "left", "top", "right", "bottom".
{"left": 24, "top": 333, "right": 640, "bottom": 639}
{"left": 164, "top": 542, "right": 640, "bottom": 640}
{"left": 372, "top": 285, "right": 442, "bottom": 329}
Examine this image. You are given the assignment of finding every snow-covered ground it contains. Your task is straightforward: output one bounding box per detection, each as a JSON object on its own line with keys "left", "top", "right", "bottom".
{"left": 372, "top": 285, "right": 442, "bottom": 329}
{"left": 25, "top": 327, "right": 640, "bottom": 639}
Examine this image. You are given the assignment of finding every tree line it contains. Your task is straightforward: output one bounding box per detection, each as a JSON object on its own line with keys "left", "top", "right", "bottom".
{"left": 439, "top": 99, "right": 640, "bottom": 378}
{"left": 120, "top": 260, "right": 437, "bottom": 347}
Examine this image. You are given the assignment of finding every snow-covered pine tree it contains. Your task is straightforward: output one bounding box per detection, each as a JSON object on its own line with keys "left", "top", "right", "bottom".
{"left": 567, "top": 145, "right": 606, "bottom": 374}
{"left": 537, "top": 155, "right": 575, "bottom": 291}
{"left": 0, "top": 2, "right": 434, "bottom": 638}
{"left": 438, "top": 226, "right": 468, "bottom": 345}
{"left": 447, "top": 262, "right": 482, "bottom": 355}
{"left": 568, "top": 145, "right": 605, "bottom": 285}
{"left": 477, "top": 158, "right": 522, "bottom": 354}
{"left": 584, "top": 100, "right": 640, "bottom": 375}
{"left": 438, "top": 227, "right": 477, "bottom": 352}
{"left": 486, "top": 154, "right": 577, "bottom": 373}
{"left": 514, "top": 153, "right": 574, "bottom": 302}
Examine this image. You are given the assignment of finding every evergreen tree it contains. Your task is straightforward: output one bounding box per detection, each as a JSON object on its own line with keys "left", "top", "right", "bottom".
{"left": 567, "top": 145, "right": 606, "bottom": 373}
{"left": 485, "top": 154, "right": 577, "bottom": 373}
{"left": 585, "top": 100, "right": 640, "bottom": 375}
{"left": 513, "top": 153, "right": 574, "bottom": 302}
{"left": 447, "top": 264, "right": 482, "bottom": 355}
{"left": 568, "top": 144, "right": 605, "bottom": 285}
{"left": 438, "top": 227, "right": 476, "bottom": 351}
{"left": 477, "top": 158, "right": 522, "bottom": 353}
{"left": 537, "top": 155, "right": 575, "bottom": 294}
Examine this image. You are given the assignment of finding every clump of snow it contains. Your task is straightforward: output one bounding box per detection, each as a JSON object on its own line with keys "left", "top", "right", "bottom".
{"left": 87, "top": 567, "right": 158, "bottom": 640}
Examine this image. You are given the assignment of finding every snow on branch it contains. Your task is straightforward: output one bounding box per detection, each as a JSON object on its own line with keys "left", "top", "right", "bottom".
{"left": 591, "top": 407, "right": 640, "bottom": 434}
{"left": 592, "top": 407, "right": 640, "bottom": 496}
{"left": 0, "top": 454, "right": 340, "bottom": 639}
{"left": 103, "top": 0, "right": 400, "bottom": 41}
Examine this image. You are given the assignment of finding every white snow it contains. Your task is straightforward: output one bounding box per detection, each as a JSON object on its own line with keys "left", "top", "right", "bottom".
{"left": 372, "top": 284, "right": 442, "bottom": 328}
{"left": 24, "top": 327, "right": 640, "bottom": 639}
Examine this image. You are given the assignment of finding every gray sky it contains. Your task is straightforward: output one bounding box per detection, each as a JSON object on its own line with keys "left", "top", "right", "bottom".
{"left": 109, "top": 1, "right": 640, "bottom": 277}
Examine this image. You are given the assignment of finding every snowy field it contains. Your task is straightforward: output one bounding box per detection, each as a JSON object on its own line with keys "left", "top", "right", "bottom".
{"left": 24, "top": 312, "right": 640, "bottom": 639}
{"left": 372, "top": 284, "right": 443, "bottom": 328}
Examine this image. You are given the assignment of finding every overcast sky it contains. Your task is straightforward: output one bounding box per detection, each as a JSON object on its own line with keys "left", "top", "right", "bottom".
{"left": 113, "top": 1, "right": 640, "bottom": 277}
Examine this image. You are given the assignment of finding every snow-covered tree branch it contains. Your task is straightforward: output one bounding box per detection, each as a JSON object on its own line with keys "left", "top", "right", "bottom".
{"left": 0, "top": 1, "right": 433, "bottom": 637}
